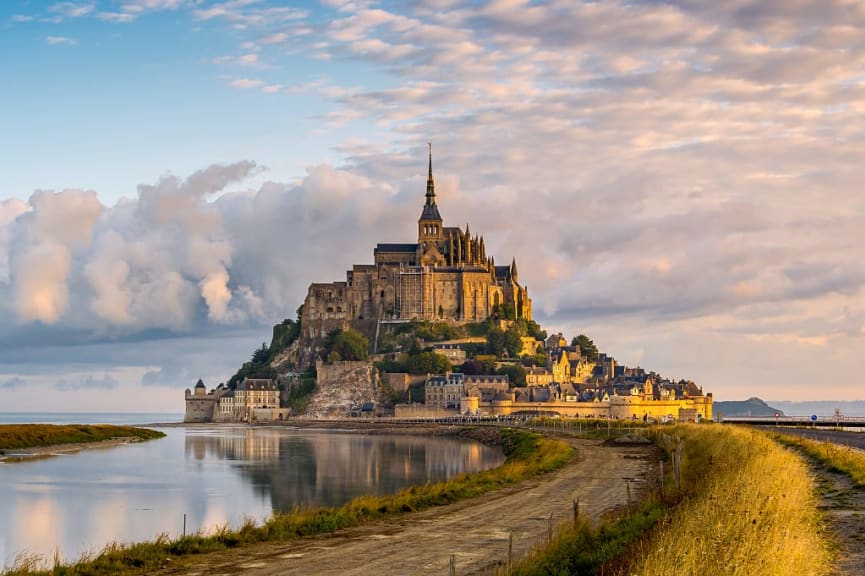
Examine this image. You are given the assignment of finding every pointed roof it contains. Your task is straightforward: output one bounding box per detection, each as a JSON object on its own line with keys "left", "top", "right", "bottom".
{"left": 419, "top": 142, "right": 442, "bottom": 221}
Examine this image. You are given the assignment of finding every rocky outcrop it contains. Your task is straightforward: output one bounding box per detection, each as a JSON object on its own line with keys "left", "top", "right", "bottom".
{"left": 303, "top": 360, "right": 384, "bottom": 418}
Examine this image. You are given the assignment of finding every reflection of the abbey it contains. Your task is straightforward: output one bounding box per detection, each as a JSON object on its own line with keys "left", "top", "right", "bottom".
{"left": 184, "top": 429, "right": 504, "bottom": 510}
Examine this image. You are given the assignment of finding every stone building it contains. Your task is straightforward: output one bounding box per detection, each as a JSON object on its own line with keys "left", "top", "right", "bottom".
{"left": 184, "top": 379, "right": 227, "bottom": 422}
{"left": 302, "top": 148, "right": 532, "bottom": 340}
{"left": 425, "top": 373, "right": 465, "bottom": 410}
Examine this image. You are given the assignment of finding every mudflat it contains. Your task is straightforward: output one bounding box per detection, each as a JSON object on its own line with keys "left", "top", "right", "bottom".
{"left": 153, "top": 438, "right": 654, "bottom": 576}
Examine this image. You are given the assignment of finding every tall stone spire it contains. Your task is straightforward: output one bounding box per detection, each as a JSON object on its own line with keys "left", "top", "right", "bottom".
{"left": 425, "top": 142, "right": 435, "bottom": 205}
{"left": 418, "top": 142, "right": 442, "bottom": 242}
{"left": 511, "top": 257, "right": 519, "bottom": 283}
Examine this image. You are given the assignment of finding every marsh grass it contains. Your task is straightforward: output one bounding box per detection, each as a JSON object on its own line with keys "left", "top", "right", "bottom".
{"left": 0, "top": 425, "right": 164, "bottom": 451}
{"left": 774, "top": 433, "right": 865, "bottom": 487}
{"left": 1, "top": 428, "right": 573, "bottom": 576}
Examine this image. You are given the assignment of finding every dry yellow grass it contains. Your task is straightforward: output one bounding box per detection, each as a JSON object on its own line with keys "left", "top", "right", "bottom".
{"left": 625, "top": 425, "right": 833, "bottom": 576}
{"left": 774, "top": 433, "right": 865, "bottom": 488}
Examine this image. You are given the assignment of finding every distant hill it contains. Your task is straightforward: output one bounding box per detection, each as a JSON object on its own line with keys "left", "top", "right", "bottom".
{"left": 714, "top": 397, "right": 784, "bottom": 417}
{"left": 767, "top": 401, "right": 865, "bottom": 418}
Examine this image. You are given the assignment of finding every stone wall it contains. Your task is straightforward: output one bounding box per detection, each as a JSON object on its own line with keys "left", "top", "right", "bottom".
{"left": 394, "top": 404, "right": 458, "bottom": 419}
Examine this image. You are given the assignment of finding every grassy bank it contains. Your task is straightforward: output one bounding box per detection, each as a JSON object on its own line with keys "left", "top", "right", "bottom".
{"left": 774, "top": 432, "right": 865, "bottom": 488}
{"left": 624, "top": 425, "right": 831, "bottom": 576}
{"left": 0, "top": 425, "right": 165, "bottom": 451}
{"left": 502, "top": 501, "right": 667, "bottom": 576}
{"left": 505, "top": 425, "right": 833, "bottom": 576}
{"left": 3, "top": 428, "right": 573, "bottom": 576}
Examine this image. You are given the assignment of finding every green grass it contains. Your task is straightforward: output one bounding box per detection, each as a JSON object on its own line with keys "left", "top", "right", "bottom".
{"left": 0, "top": 425, "right": 165, "bottom": 451}
{"left": 2, "top": 428, "right": 574, "bottom": 576}
{"left": 503, "top": 501, "right": 667, "bottom": 576}
{"left": 774, "top": 432, "right": 865, "bottom": 488}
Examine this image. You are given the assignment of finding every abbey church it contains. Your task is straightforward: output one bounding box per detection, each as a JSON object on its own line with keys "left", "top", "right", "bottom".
{"left": 301, "top": 149, "right": 532, "bottom": 339}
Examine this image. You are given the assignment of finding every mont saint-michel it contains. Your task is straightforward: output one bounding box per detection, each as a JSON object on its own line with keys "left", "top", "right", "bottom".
{"left": 185, "top": 151, "right": 712, "bottom": 424}
{"left": 302, "top": 148, "right": 531, "bottom": 334}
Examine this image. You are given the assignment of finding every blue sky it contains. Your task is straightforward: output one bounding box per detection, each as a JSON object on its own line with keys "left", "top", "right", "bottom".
{"left": 2, "top": 0, "right": 865, "bottom": 411}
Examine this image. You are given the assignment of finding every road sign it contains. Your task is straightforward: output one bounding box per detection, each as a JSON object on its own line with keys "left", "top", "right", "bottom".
{"left": 810, "top": 414, "right": 818, "bottom": 422}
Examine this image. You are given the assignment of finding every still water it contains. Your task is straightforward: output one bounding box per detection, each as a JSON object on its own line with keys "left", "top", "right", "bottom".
{"left": 0, "top": 426, "right": 504, "bottom": 568}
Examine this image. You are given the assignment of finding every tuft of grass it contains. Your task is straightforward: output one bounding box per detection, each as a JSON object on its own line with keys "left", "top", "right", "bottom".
{"left": 621, "top": 425, "right": 832, "bottom": 576}
{"left": 1, "top": 428, "right": 573, "bottom": 576}
{"left": 503, "top": 501, "right": 667, "bottom": 576}
{"left": 0, "top": 425, "right": 165, "bottom": 451}
{"left": 774, "top": 433, "right": 865, "bottom": 488}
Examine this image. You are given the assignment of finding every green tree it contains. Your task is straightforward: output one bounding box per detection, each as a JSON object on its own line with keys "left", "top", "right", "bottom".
{"left": 572, "top": 334, "right": 599, "bottom": 362}
{"left": 526, "top": 319, "right": 547, "bottom": 341}
{"left": 503, "top": 325, "right": 523, "bottom": 358}
{"left": 331, "top": 328, "right": 369, "bottom": 361}
{"left": 252, "top": 342, "right": 270, "bottom": 364}
{"left": 405, "top": 351, "right": 451, "bottom": 375}
{"left": 459, "top": 359, "right": 485, "bottom": 375}
{"left": 487, "top": 327, "right": 505, "bottom": 356}
{"left": 496, "top": 364, "right": 526, "bottom": 387}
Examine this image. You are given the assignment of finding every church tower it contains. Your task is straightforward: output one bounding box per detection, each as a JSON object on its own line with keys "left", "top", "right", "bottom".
{"left": 418, "top": 143, "right": 443, "bottom": 244}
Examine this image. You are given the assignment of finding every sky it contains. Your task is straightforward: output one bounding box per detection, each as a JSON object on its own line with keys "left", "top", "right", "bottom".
{"left": 1, "top": 0, "right": 864, "bottom": 412}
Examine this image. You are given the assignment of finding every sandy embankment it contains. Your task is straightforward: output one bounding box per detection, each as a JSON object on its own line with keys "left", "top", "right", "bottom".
{"left": 0, "top": 437, "right": 144, "bottom": 462}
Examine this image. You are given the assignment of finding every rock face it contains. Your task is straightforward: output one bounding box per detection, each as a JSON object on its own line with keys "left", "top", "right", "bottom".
{"left": 303, "top": 360, "right": 383, "bottom": 418}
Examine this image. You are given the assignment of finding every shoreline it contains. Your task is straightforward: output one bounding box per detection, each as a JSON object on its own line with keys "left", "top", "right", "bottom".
{"left": 0, "top": 436, "right": 145, "bottom": 462}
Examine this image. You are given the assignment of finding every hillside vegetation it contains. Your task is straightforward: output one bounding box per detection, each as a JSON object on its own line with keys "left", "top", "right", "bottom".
{"left": 0, "top": 425, "right": 165, "bottom": 451}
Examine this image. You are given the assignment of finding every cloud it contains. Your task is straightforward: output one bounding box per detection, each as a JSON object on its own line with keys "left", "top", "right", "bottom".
{"left": 49, "top": 2, "right": 95, "bottom": 18}
{"left": 0, "top": 377, "right": 27, "bottom": 389}
{"left": 55, "top": 375, "right": 119, "bottom": 391}
{"left": 5, "top": 0, "right": 865, "bottom": 404}
{"left": 0, "top": 198, "right": 29, "bottom": 283}
{"left": 229, "top": 78, "right": 264, "bottom": 89}
{"left": 45, "top": 36, "right": 78, "bottom": 45}
{"left": 9, "top": 190, "right": 102, "bottom": 324}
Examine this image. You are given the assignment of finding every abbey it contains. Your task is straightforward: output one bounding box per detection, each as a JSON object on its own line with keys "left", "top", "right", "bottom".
{"left": 302, "top": 148, "right": 531, "bottom": 340}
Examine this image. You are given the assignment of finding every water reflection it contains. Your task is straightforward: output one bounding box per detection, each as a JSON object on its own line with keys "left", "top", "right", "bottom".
{"left": 0, "top": 427, "right": 503, "bottom": 568}
{"left": 184, "top": 429, "right": 500, "bottom": 510}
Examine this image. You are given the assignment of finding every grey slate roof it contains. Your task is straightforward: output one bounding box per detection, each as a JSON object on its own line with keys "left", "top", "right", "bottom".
{"left": 420, "top": 203, "right": 442, "bottom": 221}
{"left": 375, "top": 243, "right": 419, "bottom": 254}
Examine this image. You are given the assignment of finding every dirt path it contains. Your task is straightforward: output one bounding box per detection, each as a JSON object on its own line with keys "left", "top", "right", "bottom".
{"left": 811, "top": 465, "right": 865, "bottom": 575}
{"left": 770, "top": 429, "right": 865, "bottom": 574}
{"left": 154, "top": 438, "right": 654, "bottom": 576}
